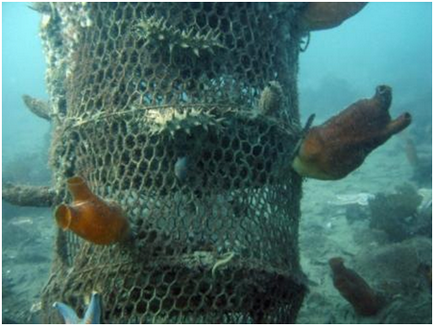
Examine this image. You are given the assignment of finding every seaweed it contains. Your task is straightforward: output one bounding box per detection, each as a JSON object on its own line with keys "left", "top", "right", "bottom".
{"left": 368, "top": 184, "right": 423, "bottom": 242}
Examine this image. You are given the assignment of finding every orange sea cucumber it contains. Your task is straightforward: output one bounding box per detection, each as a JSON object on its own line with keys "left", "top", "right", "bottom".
{"left": 55, "top": 176, "right": 130, "bottom": 245}
{"left": 292, "top": 85, "right": 411, "bottom": 180}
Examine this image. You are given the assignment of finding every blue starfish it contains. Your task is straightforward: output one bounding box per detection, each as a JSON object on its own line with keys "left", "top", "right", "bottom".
{"left": 53, "top": 291, "right": 101, "bottom": 324}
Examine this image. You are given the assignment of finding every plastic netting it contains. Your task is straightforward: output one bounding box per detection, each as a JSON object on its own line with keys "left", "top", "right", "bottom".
{"left": 39, "top": 3, "right": 307, "bottom": 323}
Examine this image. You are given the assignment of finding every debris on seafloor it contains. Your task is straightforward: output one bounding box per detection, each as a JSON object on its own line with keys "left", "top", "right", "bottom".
{"left": 328, "top": 193, "right": 375, "bottom": 206}
{"left": 368, "top": 184, "right": 426, "bottom": 242}
{"left": 329, "top": 257, "right": 385, "bottom": 316}
{"left": 292, "top": 85, "right": 412, "bottom": 180}
{"left": 327, "top": 192, "right": 374, "bottom": 226}
{"left": 54, "top": 176, "right": 130, "bottom": 245}
{"left": 8, "top": 216, "right": 34, "bottom": 226}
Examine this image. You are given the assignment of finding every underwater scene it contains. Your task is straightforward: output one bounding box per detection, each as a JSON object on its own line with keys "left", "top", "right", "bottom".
{"left": 2, "top": 2, "right": 432, "bottom": 324}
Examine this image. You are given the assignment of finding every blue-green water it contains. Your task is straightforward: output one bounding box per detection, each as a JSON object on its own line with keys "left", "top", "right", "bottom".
{"left": 2, "top": 2, "right": 431, "bottom": 324}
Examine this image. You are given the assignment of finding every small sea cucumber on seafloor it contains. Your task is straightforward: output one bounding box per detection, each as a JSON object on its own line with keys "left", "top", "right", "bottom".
{"left": 329, "top": 257, "right": 384, "bottom": 316}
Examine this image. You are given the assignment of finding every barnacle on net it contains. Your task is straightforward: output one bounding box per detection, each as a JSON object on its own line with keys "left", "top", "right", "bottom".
{"left": 144, "top": 106, "right": 226, "bottom": 137}
{"left": 258, "top": 81, "right": 284, "bottom": 117}
{"left": 135, "top": 16, "right": 225, "bottom": 57}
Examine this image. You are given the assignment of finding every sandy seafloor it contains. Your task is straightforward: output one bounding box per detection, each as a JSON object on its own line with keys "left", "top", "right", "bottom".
{"left": 2, "top": 135, "right": 432, "bottom": 324}
{"left": 296, "top": 135, "right": 432, "bottom": 324}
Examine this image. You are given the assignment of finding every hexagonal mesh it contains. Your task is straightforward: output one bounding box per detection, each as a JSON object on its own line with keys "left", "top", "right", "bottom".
{"left": 40, "top": 3, "right": 307, "bottom": 323}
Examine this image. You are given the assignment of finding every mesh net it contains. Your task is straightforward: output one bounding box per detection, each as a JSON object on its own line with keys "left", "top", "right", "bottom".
{"left": 39, "top": 3, "right": 307, "bottom": 323}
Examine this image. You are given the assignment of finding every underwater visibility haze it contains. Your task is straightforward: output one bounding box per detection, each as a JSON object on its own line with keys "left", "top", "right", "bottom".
{"left": 2, "top": 2, "right": 432, "bottom": 324}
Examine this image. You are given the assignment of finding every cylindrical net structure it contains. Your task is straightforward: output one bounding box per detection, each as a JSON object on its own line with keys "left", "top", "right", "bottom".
{"left": 39, "top": 3, "right": 307, "bottom": 323}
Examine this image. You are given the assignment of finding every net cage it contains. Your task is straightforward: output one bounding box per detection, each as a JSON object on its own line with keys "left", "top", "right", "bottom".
{"left": 38, "top": 3, "right": 307, "bottom": 323}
